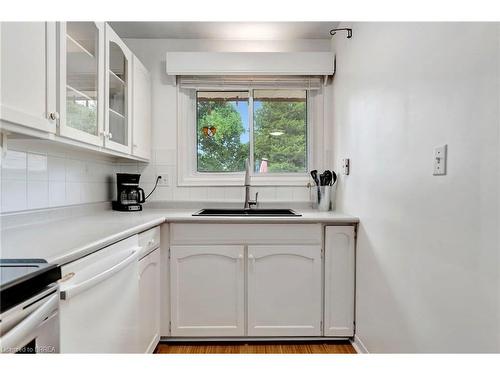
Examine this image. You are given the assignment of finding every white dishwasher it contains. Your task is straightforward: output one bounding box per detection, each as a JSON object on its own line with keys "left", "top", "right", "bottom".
{"left": 58, "top": 235, "right": 141, "bottom": 353}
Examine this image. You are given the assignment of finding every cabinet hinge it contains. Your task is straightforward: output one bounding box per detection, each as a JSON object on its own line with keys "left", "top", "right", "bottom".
{"left": 320, "top": 321, "right": 323, "bottom": 332}
{"left": 168, "top": 248, "right": 171, "bottom": 260}
{"left": 321, "top": 248, "right": 324, "bottom": 259}
{"left": 169, "top": 321, "right": 171, "bottom": 333}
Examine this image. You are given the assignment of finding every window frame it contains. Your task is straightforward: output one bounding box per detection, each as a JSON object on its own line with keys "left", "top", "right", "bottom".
{"left": 177, "top": 85, "right": 326, "bottom": 187}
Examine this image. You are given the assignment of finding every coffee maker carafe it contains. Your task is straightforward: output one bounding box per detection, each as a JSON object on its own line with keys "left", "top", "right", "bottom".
{"left": 112, "top": 173, "right": 145, "bottom": 211}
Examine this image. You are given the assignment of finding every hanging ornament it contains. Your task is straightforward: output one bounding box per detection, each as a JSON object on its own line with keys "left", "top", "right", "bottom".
{"left": 202, "top": 126, "right": 217, "bottom": 137}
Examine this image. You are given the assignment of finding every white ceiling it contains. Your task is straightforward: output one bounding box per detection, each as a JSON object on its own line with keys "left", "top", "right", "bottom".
{"left": 109, "top": 22, "right": 339, "bottom": 40}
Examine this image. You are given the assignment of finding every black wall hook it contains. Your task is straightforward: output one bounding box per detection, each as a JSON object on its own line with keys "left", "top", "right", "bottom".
{"left": 330, "top": 28, "right": 352, "bottom": 39}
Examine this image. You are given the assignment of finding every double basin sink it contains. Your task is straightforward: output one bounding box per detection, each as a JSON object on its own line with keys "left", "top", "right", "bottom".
{"left": 193, "top": 208, "right": 301, "bottom": 217}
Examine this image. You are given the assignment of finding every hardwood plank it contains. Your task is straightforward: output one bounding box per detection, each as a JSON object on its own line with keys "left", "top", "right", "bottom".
{"left": 154, "top": 341, "right": 356, "bottom": 354}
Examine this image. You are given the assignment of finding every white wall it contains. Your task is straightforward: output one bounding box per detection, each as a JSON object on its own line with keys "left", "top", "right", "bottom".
{"left": 0, "top": 140, "right": 130, "bottom": 213}
{"left": 332, "top": 22, "right": 500, "bottom": 352}
{"left": 123, "top": 38, "right": 332, "bottom": 203}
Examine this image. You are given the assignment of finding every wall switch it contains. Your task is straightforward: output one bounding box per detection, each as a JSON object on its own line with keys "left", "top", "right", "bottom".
{"left": 433, "top": 145, "right": 447, "bottom": 176}
{"left": 342, "top": 158, "right": 350, "bottom": 175}
{"left": 158, "top": 175, "right": 169, "bottom": 186}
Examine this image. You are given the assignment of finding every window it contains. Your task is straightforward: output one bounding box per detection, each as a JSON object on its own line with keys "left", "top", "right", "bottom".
{"left": 177, "top": 78, "right": 325, "bottom": 187}
{"left": 196, "top": 90, "right": 307, "bottom": 174}
{"left": 253, "top": 90, "right": 307, "bottom": 173}
{"left": 197, "top": 91, "right": 249, "bottom": 172}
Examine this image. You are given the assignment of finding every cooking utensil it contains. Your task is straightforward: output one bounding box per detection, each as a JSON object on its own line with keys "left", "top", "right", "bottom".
{"left": 310, "top": 170, "right": 319, "bottom": 186}
{"left": 331, "top": 170, "right": 337, "bottom": 185}
{"left": 323, "top": 170, "right": 333, "bottom": 186}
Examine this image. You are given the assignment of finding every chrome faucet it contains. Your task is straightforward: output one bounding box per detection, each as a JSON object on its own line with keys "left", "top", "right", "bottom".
{"left": 244, "top": 159, "right": 258, "bottom": 209}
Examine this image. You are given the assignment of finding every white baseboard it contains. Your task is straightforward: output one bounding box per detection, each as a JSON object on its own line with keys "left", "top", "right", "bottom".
{"left": 162, "top": 337, "right": 351, "bottom": 343}
{"left": 350, "top": 335, "right": 369, "bottom": 354}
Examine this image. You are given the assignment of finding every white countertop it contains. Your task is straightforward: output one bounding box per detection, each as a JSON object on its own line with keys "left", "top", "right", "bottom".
{"left": 1, "top": 206, "right": 358, "bottom": 265}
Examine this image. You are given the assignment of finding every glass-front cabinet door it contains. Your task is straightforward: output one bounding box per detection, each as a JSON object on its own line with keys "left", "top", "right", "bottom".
{"left": 104, "top": 24, "right": 132, "bottom": 154}
{"left": 58, "top": 22, "right": 104, "bottom": 145}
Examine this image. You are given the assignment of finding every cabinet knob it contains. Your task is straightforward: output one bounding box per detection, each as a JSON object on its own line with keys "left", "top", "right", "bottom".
{"left": 108, "top": 133, "right": 113, "bottom": 140}
{"left": 248, "top": 254, "right": 256, "bottom": 266}
{"left": 48, "top": 112, "right": 59, "bottom": 121}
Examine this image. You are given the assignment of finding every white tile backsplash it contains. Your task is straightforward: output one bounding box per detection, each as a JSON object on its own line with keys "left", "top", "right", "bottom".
{"left": 1, "top": 179, "right": 27, "bottom": 212}
{"left": 27, "top": 181, "right": 48, "bottom": 209}
{"left": 48, "top": 156, "right": 66, "bottom": 182}
{"left": 1, "top": 144, "right": 311, "bottom": 213}
{"left": 2, "top": 150, "right": 27, "bottom": 180}
{"left": 27, "top": 153, "right": 48, "bottom": 181}
{"left": 1, "top": 148, "right": 115, "bottom": 213}
{"left": 48, "top": 181, "right": 66, "bottom": 207}
{"left": 65, "top": 159, "right": 84, "bottom": 182}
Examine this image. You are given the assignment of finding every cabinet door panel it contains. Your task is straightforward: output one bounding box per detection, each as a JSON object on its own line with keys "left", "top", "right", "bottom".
{"left": 247, "top": 245, "right": 322, "bottom": 336}
{"left": 104, "top": 24, "right": 132, "bottom": 154}
{"left": 131, "top": 56, "right": 151, "bottom": 160}
{"left": 170, "top": 245, "right": 245, "bottom": 336}
{"left": 1, "top": 22, "right": 56, "bottom": 132}
{"left": 324, "top": 226, "right": 355, "bottom": 337}
{"left": 138, "top": 248, "right": 160, "bottom": 353}
{"left": 58, "top": 22, "right": 104, "bottom": 146}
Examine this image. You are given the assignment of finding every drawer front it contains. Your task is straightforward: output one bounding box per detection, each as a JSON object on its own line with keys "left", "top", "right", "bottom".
{"left": 138, "top": 226, "right": 161, "bottom": 258}
{"left": 170, "top": 223, "right": 321, "bottom": 245}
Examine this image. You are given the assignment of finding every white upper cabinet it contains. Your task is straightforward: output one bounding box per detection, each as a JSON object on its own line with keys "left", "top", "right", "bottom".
{"left": 1, "top": 22, "right": 57, "bottom": 133}
{"left": 58, "top": 22, "right": 105, "bottom": 146}
{"left": 247, "top": 245, "right": 322, "bottom": 336}
{"left": 170, "top": 245, "right": 245, "bottom": 337}
{"left": 1, "top": 22, "right": 151, "bottom": 160}
{"left": 324, "top": 226, "right": 355, "bottom": 337}
{"left": 131, "top": 56, "right": 152, "bottom": 160}
{"left": 104, "top": 24, "right": 132, "bottom": 154}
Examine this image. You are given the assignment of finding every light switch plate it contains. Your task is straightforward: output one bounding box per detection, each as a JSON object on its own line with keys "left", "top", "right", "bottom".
{"left": 433, "top": 145, "right": 447, "bottom": 176}
{"left": 342, "top": 158, "right": 350, "bottom": 175}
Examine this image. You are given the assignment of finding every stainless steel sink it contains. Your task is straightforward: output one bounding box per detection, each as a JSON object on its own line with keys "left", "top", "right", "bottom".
{"left": 192, "top": 208, "right": 301, "bottom": 217}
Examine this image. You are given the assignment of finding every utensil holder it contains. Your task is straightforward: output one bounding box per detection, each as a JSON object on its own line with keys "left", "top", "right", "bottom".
{"left": 311, "top": 185, "right": 336, "bottom": 211}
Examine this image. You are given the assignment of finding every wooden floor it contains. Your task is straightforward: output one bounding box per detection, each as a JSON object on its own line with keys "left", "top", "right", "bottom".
{"left": 155, "top": 341, "right": 356, "bottom": 354}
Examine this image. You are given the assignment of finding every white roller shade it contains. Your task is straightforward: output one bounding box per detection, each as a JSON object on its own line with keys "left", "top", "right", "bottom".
{"left": 178, "top": 75, "right": 324, "bottom": 90}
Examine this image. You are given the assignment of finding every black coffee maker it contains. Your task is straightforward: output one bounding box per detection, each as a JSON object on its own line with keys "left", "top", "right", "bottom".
{"left": 112, "top": 173, "right": 145, "bottom": 211}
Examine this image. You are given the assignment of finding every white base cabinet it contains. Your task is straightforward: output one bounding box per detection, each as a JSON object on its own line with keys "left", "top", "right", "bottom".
{"left": 138, "top": 248, "right": 161, "bottom": 353}
{"left": 170, "top": 245, "right": 245, "bottom": 336}
{"left": 168, "top": 224, "right": 333, "bottom": 338}
{"left": 247, "top": 245, "right": 322, "bottom": 336}
{"left": 324, "top": 226, "right": 356, "bottom": 337}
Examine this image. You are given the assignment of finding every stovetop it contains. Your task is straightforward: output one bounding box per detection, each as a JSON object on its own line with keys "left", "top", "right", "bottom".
{"left": 0, "top": 259, "right": 61, "bottom": 314}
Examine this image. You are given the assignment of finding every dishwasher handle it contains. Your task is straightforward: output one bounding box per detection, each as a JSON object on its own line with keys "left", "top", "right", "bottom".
{"left": 60, "top": 247, "right": 140, "bottom": 301}
{"left": 1, "top": 293, "right": 59, "bottom": 353}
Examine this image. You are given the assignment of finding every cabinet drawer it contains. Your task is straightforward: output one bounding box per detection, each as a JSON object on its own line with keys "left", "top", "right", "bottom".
{"left": 170, "top": 223, "right": 321, "bottom": 245}
{"left": 138, "top": 226, "right": 160, "bottom": 258}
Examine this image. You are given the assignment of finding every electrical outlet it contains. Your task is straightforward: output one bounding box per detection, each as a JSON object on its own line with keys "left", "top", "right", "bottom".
{"left": 157, "top": 175, "right": 169, "bottom": 186}
{"left": 433, "top": 145, "right": 447, "bottom": 176}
